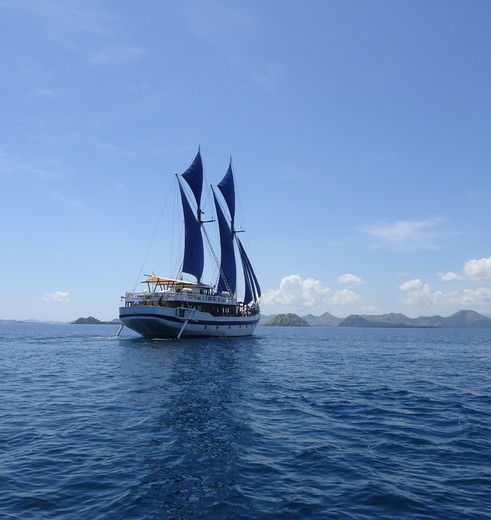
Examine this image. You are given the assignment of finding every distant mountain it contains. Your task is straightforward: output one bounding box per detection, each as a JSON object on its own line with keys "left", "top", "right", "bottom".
{"left": 339, "top": 312, "right": 418, "bottom": 328}
{"left": 303, "top": 312, "right": 343, "bottom": 327}
{"left": 72, "top": 316, "right": 103, "bottom": 324}
{"left": 72, "top": 316, "right": 120, "bottom": 325}
{"left": 263, "top": 313, "right": 311, "bottom": 327}
{"left": 441, "top": 310, "right": 491, "bottom": 328}
{"left": 338, "top": 310, "right": 491, "bottom": 328}
{"left": 259, "top": 314, "right": 276, "bottom": 325}
{"left": 258, "top": 309, "right": 491, "bottom": 328}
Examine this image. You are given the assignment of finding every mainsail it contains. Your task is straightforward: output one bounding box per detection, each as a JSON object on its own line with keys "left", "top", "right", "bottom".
{"left": 182, "top": 150, "right": 203, "bottom": 211}
{"left": 179, "top": 151, "right": 204, "bottom": 282}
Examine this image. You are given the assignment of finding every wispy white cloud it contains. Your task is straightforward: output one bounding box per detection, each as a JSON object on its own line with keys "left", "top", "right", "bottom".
{"left": 456, "top": 287, "right": 491, "bottom": 307}
{"left": 337, "top": 273, "right": 364, "bottom": 286}
{"left": 89, "top": 44, "right": 147, "bottom": 65}
{"left": 463, "top": 257, "right": 491, "bottom": 281}
{"left": 399, "top": 278, "right": 425, "bottom": 291}
{"left": 31, "top": 88, "right": 58, "bottom": 97}
{"left": 2, "top": 0, "right": 110, "bottom": 33}
{"left": 1, "top": 145, "right": 87, "bottom": 209}
{"left": 262, "top": 275, "right": 331, "bottom": 308}
{"left": 179, "top": 0, "right": 283, "bottom": 88}
{"left": 42, "top": 291, "right": 69, "bottom": 303}
{"left": 0, "top": 148, "right": 64, "bottom": 180}
{"left": 84, "top": 136, "right": 136, "bottom": 157}
{"left": 2, "top": 0, "right": 147, "bottom": 66}
{"left": 436, "top": 257, "right": 491, "bottom": 283}
{"left": 361, "top": 217, "right": 447, "bottom": 251}
{"left": 45, "top": 188, "right": 88, "bottom": 210}
{"left": 180, "top": 0, "right": 252, "bottom": 48}
{"left": 399, "top": 278, "right": 443, "bottom": 309}
{"left": 331, "top": 288, "right": 361, "bottom": 306}
{"left": 399, "top": 275, "right": 491, "bottom": 313}
{"left": 262, "top": 274, "right": 363, "bottom": 315}
{"left": 438, "top": 271, "right": 464, "bottom": 281}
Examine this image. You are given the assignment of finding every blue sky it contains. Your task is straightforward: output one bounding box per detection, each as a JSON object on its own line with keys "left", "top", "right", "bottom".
{"left": 1, "top": 0, "right": 491, "bottom": 321}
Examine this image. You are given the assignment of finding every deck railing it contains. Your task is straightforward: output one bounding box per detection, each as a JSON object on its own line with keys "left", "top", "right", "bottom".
{"left": 122, "top": 290, "right": 236, "bottom": 306}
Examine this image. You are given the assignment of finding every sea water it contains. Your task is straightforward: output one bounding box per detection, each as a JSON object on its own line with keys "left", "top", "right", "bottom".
{"left": 0, "top": 323, "right": 490, "bottom": 519}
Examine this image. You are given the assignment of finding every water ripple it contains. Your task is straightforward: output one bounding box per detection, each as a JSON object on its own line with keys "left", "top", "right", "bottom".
{"left": 1, "top": 324, "right": 491, "bottom": 519}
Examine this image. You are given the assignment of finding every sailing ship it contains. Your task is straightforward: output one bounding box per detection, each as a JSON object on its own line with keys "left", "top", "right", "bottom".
{"left": 119, "top": 150, "right": 261, "bottom": 338}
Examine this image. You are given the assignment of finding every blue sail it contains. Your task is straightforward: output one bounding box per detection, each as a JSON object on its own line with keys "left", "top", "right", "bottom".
{"left": 217, "top": 163, "right": 235, "bottom": 228}
{"left": 216, "top": 162, "right": 260, "bottom": 303}
{"left": 179, "top": 182, "right": 204, "bottom": 282}
{"left": 213, "top": 191, "right": 236, "bottom": 294}
{"left": 237, "top": 237, "right": 261, "bottom": 304}
{"left": 182, "top": 150, "right": 203, "bottom": 211}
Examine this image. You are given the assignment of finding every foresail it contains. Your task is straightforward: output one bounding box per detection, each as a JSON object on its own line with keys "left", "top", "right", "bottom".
{"left": 237, "top": 238, "right": 261, "bottom": 304}
{"left": 179, "top": 182, "right": 204, "bottom": 282}
{"left": 213, "top": 190, "right": 236, "bottom": 295}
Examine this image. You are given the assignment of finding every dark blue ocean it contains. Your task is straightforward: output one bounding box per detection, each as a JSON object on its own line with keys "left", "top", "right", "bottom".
{"left": 1, "top": 324, "right": 490, "bottom": 519}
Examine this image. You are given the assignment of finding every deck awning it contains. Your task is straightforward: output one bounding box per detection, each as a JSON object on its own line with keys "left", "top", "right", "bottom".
{"left": 143, "top": 276, "right": 211, "bottom": 289}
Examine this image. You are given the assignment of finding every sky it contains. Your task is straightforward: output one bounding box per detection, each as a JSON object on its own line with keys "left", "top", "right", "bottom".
{"left": 1, "top": 0, "right": 491, "bottom": 321}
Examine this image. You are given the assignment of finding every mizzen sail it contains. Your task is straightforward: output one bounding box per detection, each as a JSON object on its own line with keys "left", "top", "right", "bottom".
{"left": 237, "top": 237, "right": 261, "bottom": 304}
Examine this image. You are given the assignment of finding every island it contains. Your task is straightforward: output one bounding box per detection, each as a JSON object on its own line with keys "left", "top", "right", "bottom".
{"left": 72, "top": 317, "right": 121, "bottom": 325}
{"left": 259, "top": 310, "right": 491, "bottom": 328}
{"left": 263, "top": 313, "right": 311, "bottom": 327}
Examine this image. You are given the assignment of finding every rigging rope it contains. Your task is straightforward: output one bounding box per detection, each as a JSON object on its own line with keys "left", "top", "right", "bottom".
{"left": 131, "top": 181, "right": 174, "bottom": 292}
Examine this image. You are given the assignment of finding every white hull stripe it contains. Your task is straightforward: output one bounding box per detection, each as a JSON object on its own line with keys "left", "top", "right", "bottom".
{"left": 120, "top": 312, "right": 258, "bottom": 327}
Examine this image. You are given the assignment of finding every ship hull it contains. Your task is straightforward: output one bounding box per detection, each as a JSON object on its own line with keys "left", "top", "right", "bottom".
{"left": 119, "top": 305, "right": 259, "bottom": 338}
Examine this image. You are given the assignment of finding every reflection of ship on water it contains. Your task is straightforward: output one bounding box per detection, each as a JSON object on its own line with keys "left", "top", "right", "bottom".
{"left": 138, "top": 341, "right": 256, "bottom": 514}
